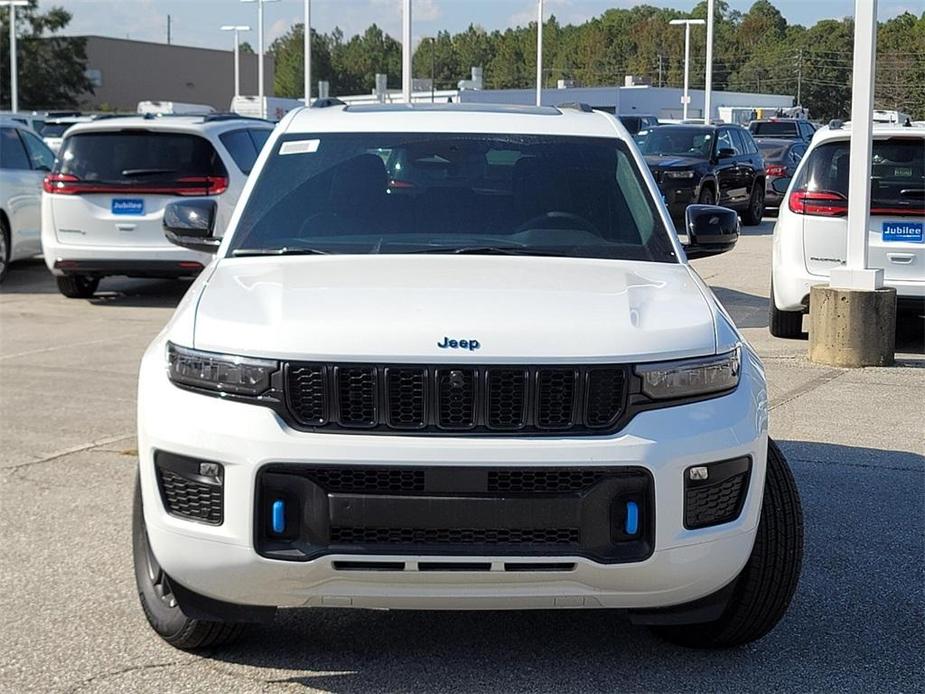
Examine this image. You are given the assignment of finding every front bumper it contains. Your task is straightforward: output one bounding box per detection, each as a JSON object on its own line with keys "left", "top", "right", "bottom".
{"left": 137, "top": 341, "right": 769, "bottom": 611}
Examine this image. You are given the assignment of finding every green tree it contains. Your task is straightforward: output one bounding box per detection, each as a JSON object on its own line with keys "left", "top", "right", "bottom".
{"left": 269, "top": 24, "right": 332, "bottom": 98}
{"left": 0, "top": 0, "right": 92, "bottom": 110}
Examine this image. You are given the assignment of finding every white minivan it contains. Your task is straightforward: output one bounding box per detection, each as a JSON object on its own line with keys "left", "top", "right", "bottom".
{"left": 41, "top": 114, "right": 273, "bottom": 297}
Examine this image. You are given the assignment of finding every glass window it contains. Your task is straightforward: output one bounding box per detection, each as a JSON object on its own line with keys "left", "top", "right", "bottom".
{"left": 249, "top": 128, "right": 271, "bottom": 151}
{"left": 749, "top": 121, "right": 799, "bottom": 138}
{"left": 793, "top": 138, "right": 924, "bottom": 213}
{"left": 729, "top": 129, "right": 749, "bottom": 155}
{"left": 56, "top": 131, "right": 226, "bottom": 183}
{"left": 715, "top": 129, "right": 735, "bottom": 156}
{"left": 20, "top": 129, "right": 56, "bottom": 171}
{"left": 230, "top": 132, "right": 677, "bottom": 263}
{"left": 219, "top": 128, "right": 272, "bottom": 174}
{"left": 641, "top": 127, "right": 714, "bottom": 158}
{"left": 0, "top": 127, "right": 31, "bottom": 170}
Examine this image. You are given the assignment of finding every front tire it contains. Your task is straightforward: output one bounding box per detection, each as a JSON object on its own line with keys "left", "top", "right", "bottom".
{"left": 132, "top": 477, "right": 245, "bottom": 650}
{"left": 698, "top": 186, "right": 716, "bottom": 206}
{"left": 55, "top": 274, "right": 100, "bottom": 298}
{"left": 0, "top": 216, "right": 11, "bottom": 284}
{"left": 652, "top": 439, "right": 804, "bottom": 648}
{"left": 741, "top": 182, "right": 765, "bottom": 226}
{"left": 769, "top": 280, "right": 805, "bottom": 338}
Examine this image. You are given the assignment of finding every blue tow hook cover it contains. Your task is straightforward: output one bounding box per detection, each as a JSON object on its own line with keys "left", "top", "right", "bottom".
{"left": 625, "top": 500, "right": 639, "bottom": 535}
{"left": 271, "top": 499, "right": 286, "bottom": 534}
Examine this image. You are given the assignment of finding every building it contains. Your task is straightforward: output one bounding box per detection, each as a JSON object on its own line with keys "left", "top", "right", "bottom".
{"left": 75, "top": 36, "right": 274, "bottom": 112}
{"left": 456, "top": 84, "right": 794, "bottom": 121}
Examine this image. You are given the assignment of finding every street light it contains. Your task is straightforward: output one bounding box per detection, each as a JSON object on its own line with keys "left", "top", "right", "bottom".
{"left": 220, "top": 25, "right": 251, "bottom": 99}
{"left": 704, "top": 0, "right": 715, "bottom": 124}
{"left": 402, "top": 0, "right": 411, "bottom": 103}
{"left": 1, "top": 0, "right": 29, "bottom": 113}
{"left": 303, "top": 0, "right": 311, "bottom": 105}
{"left": 536, "top": 0, "right": 544, "bottom": 106}
{"left": 241, "top": 0, "right": 279, "bottom": 119}
{"left": 669, "top": 18, "right": 705, "bottom": 121}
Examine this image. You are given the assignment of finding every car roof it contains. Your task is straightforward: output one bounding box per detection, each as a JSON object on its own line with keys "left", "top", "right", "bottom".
{"left": 812, "top": 123, "right": 925, "bottom": 144}
{"left": 63, "top": 114, "right": 274, "bottom": 137}
{"left": 283, "top": 103, "right": 623, "bottom": 139}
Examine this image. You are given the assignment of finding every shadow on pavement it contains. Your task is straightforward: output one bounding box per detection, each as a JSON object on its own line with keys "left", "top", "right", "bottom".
{"left": 203, "top": 440, "right": 922, "bottom": 693}
{"left": 711, "top": 286, "right": 769, "bottom": 329}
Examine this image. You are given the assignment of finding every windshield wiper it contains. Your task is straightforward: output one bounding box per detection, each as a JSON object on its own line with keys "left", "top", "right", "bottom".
{"left": 120, "top": 168, "right": 178, "bottom": 177}
{"left": 407, "top": 246, "right": 569, "bottom": 257}
{"left": 231, "top": 247, "right": 330, "bottom": 257}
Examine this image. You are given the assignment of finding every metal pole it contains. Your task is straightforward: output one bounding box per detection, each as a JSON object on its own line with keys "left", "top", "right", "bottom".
{"left": 704, "top": 0, "right": 715, "bottom": 124}
{"left": 430, "top": 37, "right": 435, "bottom": 103}
{"left": 233, "top": 30, "right": 241, "bottom": 98}
{"left": 402, "top": 0, "right": 412, "bottom": 103}
{"left": 535, "top": 0, "right": 543, "bottom": 106}
{"left": 830, "top": 0, "right": 881, "bottom": 290}
{"left": 682, "top": 23, "right": 690, "bottom": 121}
{"left": 258, "top": 0, "right": 264, "bottom": 118}
{"left": 796, "top": 49, "right": 802, "bottom": 106}
{"left": 303, "top": 0, "right": 311, "bottom": 104}
{"left": 9, "top": 3, "right": 18, "bottom": 113}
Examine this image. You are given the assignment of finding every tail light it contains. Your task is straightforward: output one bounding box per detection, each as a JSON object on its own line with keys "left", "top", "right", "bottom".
{"left": 42, "top": 174, "right": 228, "bottom": 196}
{"left": 766, "top": 164, "right": 787, "bottom": 177}
{"left": 788, "top": 190, "right": 847, "bottom": 217}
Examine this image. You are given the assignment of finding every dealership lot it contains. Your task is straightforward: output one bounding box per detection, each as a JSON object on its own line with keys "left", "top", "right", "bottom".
{"left": 0, "top": 220, "right": 922, "bottom": 693}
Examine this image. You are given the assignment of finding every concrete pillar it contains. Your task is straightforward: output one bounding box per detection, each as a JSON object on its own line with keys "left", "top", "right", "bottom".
{"left": 808, "top": 285, "right": 897, "bottom": 367}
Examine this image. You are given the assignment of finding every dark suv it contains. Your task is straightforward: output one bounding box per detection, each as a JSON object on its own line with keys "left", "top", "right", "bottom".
{"left": 641, "top": 124, "right": 766, "bottom": 225}
{"left": 747, "top": 119, "right": 816, "bottom": 143}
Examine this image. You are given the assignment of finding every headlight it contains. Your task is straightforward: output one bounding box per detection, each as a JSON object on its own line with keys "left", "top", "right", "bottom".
{"left": 636, "top": 347, "right": 740, "bottom": 400}
{"left": 167, "top": 343, "right": 278, "bottom": 396}
{"left": 664, "top": 170, "right": 696, "bottom": 179}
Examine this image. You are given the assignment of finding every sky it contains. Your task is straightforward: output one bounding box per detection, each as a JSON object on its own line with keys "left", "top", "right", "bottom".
{"left": 37, "top": 0, "right": 921, "bottom": 52}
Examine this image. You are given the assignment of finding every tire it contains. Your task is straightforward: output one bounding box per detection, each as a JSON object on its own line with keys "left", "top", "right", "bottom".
{"left": 768, "top": 279, "right": 805, "bottom": 339}
{"left": 698, "top": 186, "right": 716, "bottom": 206}
{"left": 741, "top": 182, "right": 765, "bottom": 226}
{"left": 651, "top": 439, "right": 804, "bottom": 649}
{"left": 55, "top": 274, "right": 100, "bottom": 298}
{"left": 0, "top": 216, "right": 10, "bottom": 285}
{"left": 132, "top": 476, "right": 246, "bottom": 650}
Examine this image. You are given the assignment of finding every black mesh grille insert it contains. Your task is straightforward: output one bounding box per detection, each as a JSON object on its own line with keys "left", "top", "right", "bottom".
{"left": 487, "top": 368, "right": 528, "bottom": 429}
{"left": 336, "top": 367, "right": 377, "bottom": 427}
{"left": 386, "top": 368, "right": 427, "bottom": 429}
{"left": 287, "top": 365, "right": 327, "bottom": 425}
{"left": 330, "top": 527, "right": 579, "bottom": 546}
{"left": 436, "top": 368, "right": 477, "bottom": 429}
{"left": 487, "top": 469, "right": 608, "bottom": 493}
{"left": 284, "top": 362, "right": 629, "bottom": 435}
{"left": 585, "top": 368, "right": 627, "bottom": 428}
{"left": 685, "top": 472, "right": 749, "bottom": 529}
{"left": 303, "top": 468, "right": 426, "bottom": 493}
{"left": 535, "top": 369, "right": 578, "bottom": 429}
{"left": 156, "top": 468, "right": 222, "bottom": 525}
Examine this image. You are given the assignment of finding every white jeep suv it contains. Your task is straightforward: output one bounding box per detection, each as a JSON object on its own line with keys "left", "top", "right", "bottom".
{"left": 135, "top": 103, "right": 803, "bottom": 651}
{"left": 770, "top": 123, "right": 924, "bottom": 337}
{"left": 41, "top": 114, "right": 273, "bottom": 297}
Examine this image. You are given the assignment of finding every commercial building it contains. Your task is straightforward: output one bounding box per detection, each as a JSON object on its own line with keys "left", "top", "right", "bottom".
{"left": 75, "top": 36, "right": 274, "bottom": 112}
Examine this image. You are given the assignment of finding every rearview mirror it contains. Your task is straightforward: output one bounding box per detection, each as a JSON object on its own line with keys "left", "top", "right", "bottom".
{"left": 682, "top": 205, "right": 739, "bottom": 260}
{"left": 163, "top": 200, "right": 220, "bottom": 254}
{"left": 770, "top": 177, "right": 792, "bottom": 194}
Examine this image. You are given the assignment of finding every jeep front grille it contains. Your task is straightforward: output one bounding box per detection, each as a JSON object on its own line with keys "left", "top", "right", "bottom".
{"left": 284, "top": 363, "right": 628, "bottom": 435}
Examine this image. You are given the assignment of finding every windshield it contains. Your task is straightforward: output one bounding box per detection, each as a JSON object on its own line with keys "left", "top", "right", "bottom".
{"left": 641, "top": 128, "right": 713, "bottom": 158}
{"left": 40, "top": 123, "right": 72, "bottom": 138}
{"left": 229, "top": 133, "right": 677, "bottom": 262}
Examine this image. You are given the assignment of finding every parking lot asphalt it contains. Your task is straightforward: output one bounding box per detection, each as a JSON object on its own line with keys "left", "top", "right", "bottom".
{"left": 1, "top": 219, "right": 923, "bottom": 693}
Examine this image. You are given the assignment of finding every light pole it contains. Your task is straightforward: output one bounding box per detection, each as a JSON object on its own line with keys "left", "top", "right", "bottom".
{"left": 1, "top": 0, "right": 28, "bottom": 113}
{"left": 535, "top": 0, "right": 544, "bottom": 106}
{"left": 303, "top": 0, "right": 311, "bottom": 105}
{"left": 402, "top": 0, "right": 411, "bottom": 103}
{"left": 669, "top": 18, "right": 705, "bottom": 121}
{"left": 221, "top": 25, "right": 251, "bottom": 99}
{"left": 241, "top": 0, "right": 279, "bottom": 119}
{"left": 704, "top": 0, "right": 715, "bottom": 124}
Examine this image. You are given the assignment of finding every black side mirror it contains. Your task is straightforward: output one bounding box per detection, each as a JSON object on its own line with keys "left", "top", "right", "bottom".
{"left": 770, "top": 177, "right": 792, "bottom": 194}
{"left": 163, "top": 200, "right": 220, "bottom": 254}
{"left": 717, "top": 147, "right": 736, "bottom": 159}
{"left": 683, "top": 204, "right": 739, "bottom": 260}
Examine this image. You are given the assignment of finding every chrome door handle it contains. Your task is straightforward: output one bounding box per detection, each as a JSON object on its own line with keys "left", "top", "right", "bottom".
{"left": 887, "top": 253, "right": 914, "bottom": 264}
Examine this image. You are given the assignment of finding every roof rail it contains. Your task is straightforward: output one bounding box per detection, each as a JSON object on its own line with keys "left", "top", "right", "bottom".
{"left": 828, "top": 119, "right": 844, "bottom": 130}
{"left": 311, "top": 97, "right": 346, "bottom": 108}
{"left": 556, "top": 102, "right": 593, "bottom": 113}
{"left": 202, "top": 112, "right": 272, "bottom": 123}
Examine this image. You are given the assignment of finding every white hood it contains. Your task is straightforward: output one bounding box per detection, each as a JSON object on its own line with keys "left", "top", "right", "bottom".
{"left": 192, "top": 255, "right": 718, "bottom": 362}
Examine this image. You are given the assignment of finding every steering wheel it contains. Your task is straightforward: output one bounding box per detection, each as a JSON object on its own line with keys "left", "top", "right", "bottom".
{"left": 514, "top": 211, "right": 601, "bottom": 236}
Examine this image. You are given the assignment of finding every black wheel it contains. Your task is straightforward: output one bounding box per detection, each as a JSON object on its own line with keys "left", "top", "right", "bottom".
{"left": 741, "top": 182, "right": 765, "bottom": 226}
{"left": 769, "top": 279, "right": 805, "bottom": 339}
{"left": 55, "top": 274, "right": 100, "bottom": 298}
{"left": 0, "top": 216, "right": 10, "bottom": 284}
{"left": 698, "top": 186, "right": 716, "bottom": 206}
{"left": 651, "top": 439, "right": 804, "bottom": 648}
{"left": 133, "top": 476, "right": 246, "bottom": 650}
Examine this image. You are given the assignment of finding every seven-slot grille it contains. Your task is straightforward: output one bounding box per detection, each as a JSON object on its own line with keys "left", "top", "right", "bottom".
{"left": 285, "top": 363, "right": 628, "bottom": 434}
